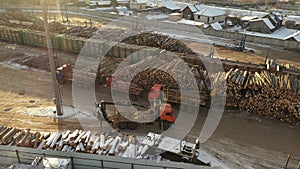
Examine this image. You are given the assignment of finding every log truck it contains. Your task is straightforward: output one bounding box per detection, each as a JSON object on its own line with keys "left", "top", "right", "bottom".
{"left": 56, "top": 64, "right": 96, "bottom": 89}
{"left": 97, "top": 100, "right": 175, "bottom": 130}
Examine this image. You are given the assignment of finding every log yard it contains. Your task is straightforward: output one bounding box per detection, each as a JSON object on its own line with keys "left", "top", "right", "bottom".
{"left": 0, "top": 0, "right": 299, "bottom": 169}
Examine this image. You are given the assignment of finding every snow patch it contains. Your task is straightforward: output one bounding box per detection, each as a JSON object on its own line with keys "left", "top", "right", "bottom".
{"left": 146, "top": 14, "right": 169, "bottom": 20}
{"left": 211, "top": 22, "right": 223, "bottom": 30}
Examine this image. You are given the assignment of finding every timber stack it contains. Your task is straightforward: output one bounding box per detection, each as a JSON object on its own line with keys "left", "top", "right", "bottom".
{"left": 0, "top": 127, "right": 151, "bottom": 159}
{"left": 112, "top": 56, "right": 300, "bottom": 124}
{"left": 122, "top": 33, "right": 196, "bottom": 55}
{"left": 211, "top": 68, "right": 300, "bottom": 124}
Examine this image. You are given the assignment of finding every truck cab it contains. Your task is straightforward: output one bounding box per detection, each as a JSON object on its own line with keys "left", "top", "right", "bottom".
{"left": 159, "top": 103, "right": 175, "bottom": 123}
{"left": 56, "top": 64, "right": 73, "bottom": 84}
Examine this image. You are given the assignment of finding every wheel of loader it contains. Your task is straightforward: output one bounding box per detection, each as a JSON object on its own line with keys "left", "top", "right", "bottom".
{"left": 118, "top": 122, "right": 127, "bottom": 129}
{"left": 127, "top": 122, "right": 138, "bottom": 130}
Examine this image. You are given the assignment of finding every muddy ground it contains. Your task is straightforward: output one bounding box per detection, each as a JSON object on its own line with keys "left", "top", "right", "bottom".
{"left": 0, "top": 39, "right": 299, "bottom": 169}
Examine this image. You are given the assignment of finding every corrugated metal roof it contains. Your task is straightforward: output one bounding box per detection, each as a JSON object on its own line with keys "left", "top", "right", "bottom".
{"left": 293, "top": 32, "right": 300, "bottom": 42}
{"left": 240, "top": 16, "right": 258, "bottom": 21}
{"left": 263, "top": 18, "right": 275, "bottom": 30}
{"left": 136, "top": 0, "right": 148, "bottom": 4}
{"left": 195, "top": 7, "right": 226, "bottom": 17}
{"left": 250, "top": 18, "right": 275, "bottom": 30}
{"left": 194, "top": 4, "right": 206, "bottom": 11}
{"left": 187, "top": 5, "right": 198, "bottom": 13}
{"left": 161, "top": 0, "right": 180, "bottom": 10}
{"left": 245, "top": 28, "right": 299, "bottom": 40}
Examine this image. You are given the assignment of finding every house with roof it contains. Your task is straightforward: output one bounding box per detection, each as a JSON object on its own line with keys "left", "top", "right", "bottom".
{"left": 239, "top": 15, "right": 259, "bottom": 27}
{"left": 157, "top": 0, "right": 180, "bottom": 13}
{"left": 193, "top": 7, "right": 226, "bottom": 24}
{"left": 264, "top": 11, "right": 282, "bottom": 28}
{"left": 248, "top": 12, "right": 282, "bottom": 34}
{"left": 181, "top": 4, "right": 226, "bottom": 23}
{"left": 181, "top": 4, "right": 206, "bottom": 20}
{"left": 286, "top": 32, "right": 300, "bottom": 49}
{"left": 248, "top": 18, "right": 275, "bottom": 34}
{"left": 130, "top": 0, "right": 148, "bottom": 11}
{"left": 94, "top": 1, "right": 111, "bottom": 7}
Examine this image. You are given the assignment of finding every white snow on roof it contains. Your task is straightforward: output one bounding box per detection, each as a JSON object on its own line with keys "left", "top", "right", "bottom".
{"left": 175, "top": 2, "right": 190, "bottom": 8}
{"left": 97, "top": 1, "right": 110, "bottom": 5}
{"left": 177, "top": 19, "right": 204, "bottom": 26}
{"left": 286, "top": 15, "right": 300, "bottom": 22}
{"left": 240, "top": 16, "right": 258, "bottom": 21}
{"left": 117, "top": 0, "right": 129, "bottom": 3}
{"left": 244, "top": 27, "right": 300, "bottom": 40}
{"left": 182, "top": 4, "right": 207, "bottom": 13}
{"left": 91, "top": 0, "right": 111, "bottom": 5}
{"left": 182, "top": 3, "right": 267, "bottom": 17}
{"left": 293, "top": 32, "right": 300, "bottom": 42}
{"left": 250, "top": 18, "right": 275, "bottom": 30}
{"left": 197, "top": 4, "right": 268, "bottom": 17}
{"left": 211, "top": 22, "right": 223, "bottom": 30}
{"left": 263, "top": 18, "right": 275, "bottom": 29}
{"left": 161, "top": 0, "right": 180, "bottom": 10}
{"left": 269, "top": 15, "right": 278, "bottom": 23}
{"left": 195, "top": 7, "right": 226, "bottom": 17}
{"left": 136, "top": 0, "right": 148, "bottom": 4}
{"left": 194, "top": 4, "right": 206, "bottom": 11}
{"left": 186, "top": 5, "right": 198, "bottom": 13}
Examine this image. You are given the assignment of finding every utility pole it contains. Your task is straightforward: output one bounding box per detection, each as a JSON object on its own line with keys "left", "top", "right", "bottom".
{"left": 65, "top": 4, "right": 69, "bottom": 22}
{"left": 61, "top": 3, "right": 64, "bottom": 22}
{"left": 41, "top": 0, "right": 63, "bottom": 116}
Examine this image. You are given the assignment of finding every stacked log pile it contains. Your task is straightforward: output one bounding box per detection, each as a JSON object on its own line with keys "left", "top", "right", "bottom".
{"left": 0, "top": 127, "right": 151, "bottom": 159}
{"left": 113, "top": 55, "right": 200, "bottom": 90}
{"left": 0, "top": 10, "right": 66, "bottom": 33}
{"left": 210, "top": 68, "right": 300, "bottom": 124}
{"left": 108, "top": 52, "right": 299, "bottom": 124}
{"left": 0, "top": 10, "right": 43, "bottom": 28}
{"left": 62, "top": 26, "right": 98, "bottom": 38}
{"left": 121, "top": 33, "right": 195, "bottom": 55}
{"left": 14, "top": 54, "right": 51, "bottom": 72}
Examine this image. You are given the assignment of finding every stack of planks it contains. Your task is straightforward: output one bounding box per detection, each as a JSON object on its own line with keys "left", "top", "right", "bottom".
{"left": 0, "top": 127, "right": 151, "bottom": 159}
